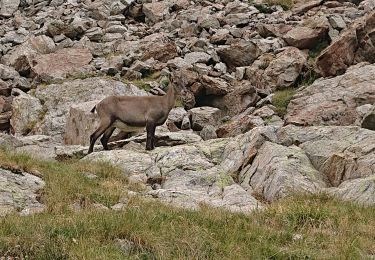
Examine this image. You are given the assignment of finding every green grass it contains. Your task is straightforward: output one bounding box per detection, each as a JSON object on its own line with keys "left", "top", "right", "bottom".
{"left": 264, "top": 0, "right": 294, "bottom": 10}
{"left": 124, "top": 71, "right": 165, "bottom": 93}
{"left": 271, "top": 88, "right": 296, "bottom": 117}
{"left": 1, "top": 150, "right": 375, "bottom": 259}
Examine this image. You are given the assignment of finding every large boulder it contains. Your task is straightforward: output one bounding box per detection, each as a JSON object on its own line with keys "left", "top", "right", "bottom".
{"left": 278, "top": 125, "right": 375, "bottom": 188}
{"left": 217, "top": 41, "right": 263, "bottom": 71}
{"left": 283, "top": 26, "right": 327, "bottom": 50}
{"left": 2, "top": 36, "right": 56, "bottom": 75}
{"left": 240, "top": 142, "right": 327, "bottom": 202}
{"left": 143, "top": 2, "right": 169, "bottom": 23}
{"left": 30, "top": 48, "right": 94, "bottom": 82}
{"left": 33, "top": 77, "right": 146, "bottom": 138}
{"left": 316, "top": 11, "right": 375, "bottom": 77}
{"left": 140, "top": 34, "right": 178, "bottom": 63}
{"left": 64, "top": 100, "right": 100, "bottom": 146}
{"left": 285, "top": 63, "right": 375, "bottom": 126}
{"left": 262, "top": 47, "right": 307, "bottom": 90}
{"left": 10, "top": 89, "right": 43, "bottom": 136}
{"left": 189, "top": 106, "right": 222, "bottom": 131}
{"left": 0, "top": 0, "right": 20, "bottom": 17}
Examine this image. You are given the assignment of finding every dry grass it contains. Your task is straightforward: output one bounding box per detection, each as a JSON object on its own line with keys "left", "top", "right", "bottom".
{"left": 0, "top": 149, "right": 375, "bottom": 259}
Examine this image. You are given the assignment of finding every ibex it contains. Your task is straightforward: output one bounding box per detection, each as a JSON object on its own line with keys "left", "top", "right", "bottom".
{"left": 88, "top": 84, "right": 176, "bottom": 154}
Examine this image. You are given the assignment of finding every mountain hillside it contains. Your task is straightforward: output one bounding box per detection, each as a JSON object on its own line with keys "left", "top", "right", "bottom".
{"left": 0, "top": 0, "right": 374, "bottom": 258}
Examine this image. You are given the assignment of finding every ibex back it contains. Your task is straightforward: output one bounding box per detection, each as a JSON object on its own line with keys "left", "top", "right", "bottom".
{"left": 88, "top": 85, "right": 175, "bottom": 154}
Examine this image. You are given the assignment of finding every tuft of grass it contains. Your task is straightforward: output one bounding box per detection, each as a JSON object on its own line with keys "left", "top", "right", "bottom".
{"left": 271, "top": 88, "right": 296, "bottom": 117}
{"left": 0, "top": 150, "right": 375, "bottom": 259}
{"left": 174, "top": 97, "right": 184, "bottom": 107}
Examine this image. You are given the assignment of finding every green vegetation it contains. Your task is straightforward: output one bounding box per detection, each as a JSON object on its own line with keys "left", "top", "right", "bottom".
{"left": 1, "top": 149, "right": 375, "bottom": 259}
{"left": 130, "top": 79, "right": 152, "bottom": 92}
{"left": 264, "top": 0, "right": 294, "bottom": 10}
{"left": 271, "top": 88, "right": 296, "bottom": 117}
{"left": 124, "top": 71, "right": 166, "bottom": 93}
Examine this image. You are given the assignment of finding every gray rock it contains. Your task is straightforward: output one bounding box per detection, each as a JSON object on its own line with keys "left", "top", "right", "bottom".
{"left": 328, "top": 14, "right": 346, "bottom": 30}
{"left": 278, "top": 125, "right": 375, "bottom": 187}
{"left": 328, "top": 175, "right": 375, "bottom": 206}
{"left": 0, "top": 64, "right": 19, "bottom": 80}
{"left": 0, "top": 0, "right": 20, "bottom": 17}
{"left": 143, "top": 2, "right": 169, "bottom": 23}
{"left": 286, "top": 63, "right": 375, "bottom": 126}
{"left": 189, "top": 106, "right": 222, "bottom": 131}
{"left": 217, "top": 41, "right": 263, "bottom": 71}
{"left": 262, "top": 47, "right": 307, "bottom": 90}
{"left": 200, "top": 125, "right": 217, "bottom": 141}
{"left": 240, "top": 141, "right": 327, "bottom": 202}
{"left": 0, "top": 168, "right": 45, "bottom": 216}
{"left": 10, "top": 89, "right": 43, "bottom": 136}
{"left": 184, "top": 52, "right": 211, "bottom": 65}
{"left": 64, "top": 100, "right": 100, "bottom": 146}
{"left": 198, "top": 15, "right": 220, "bottom": 29}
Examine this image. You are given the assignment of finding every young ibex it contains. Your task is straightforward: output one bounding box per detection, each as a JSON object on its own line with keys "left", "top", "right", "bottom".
{"left": 88, "top": 84, "right": 176, "bottom": 154}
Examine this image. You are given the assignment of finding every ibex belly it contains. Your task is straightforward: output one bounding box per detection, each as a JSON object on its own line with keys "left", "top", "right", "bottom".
{"left": 112, "top": 120, "right": 145, "bottom": 133}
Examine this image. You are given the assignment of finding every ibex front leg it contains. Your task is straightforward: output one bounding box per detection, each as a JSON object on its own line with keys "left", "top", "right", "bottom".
{"left": 146, "top": 122, "right": 156, "bottom": 151}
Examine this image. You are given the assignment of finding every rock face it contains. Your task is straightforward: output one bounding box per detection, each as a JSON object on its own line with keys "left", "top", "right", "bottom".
{"left": 84, "top": 132, "right": 266, "bottom": 213}
{"left": 0, "top": 168, "right": 45, "bottom": 216}
{"left": 83, "top": 124, "right": 375, "bottom": 210}
{"left": 285, "top": 63, "right": 375, "bottom": 126}
{"left": 278, "top": 125, "right": 375, "bottom": 205}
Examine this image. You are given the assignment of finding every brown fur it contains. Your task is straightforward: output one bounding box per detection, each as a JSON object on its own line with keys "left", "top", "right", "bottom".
{"left": 88, "top": 85, "right": 175, "bottom": 154}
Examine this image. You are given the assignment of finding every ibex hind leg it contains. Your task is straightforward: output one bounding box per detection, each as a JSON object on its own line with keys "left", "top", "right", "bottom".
{"left": 88, "top": 119, "right": 113, "bottom": 154}
{"left": 100, "top": 127, "right": 116, "bottom": 150}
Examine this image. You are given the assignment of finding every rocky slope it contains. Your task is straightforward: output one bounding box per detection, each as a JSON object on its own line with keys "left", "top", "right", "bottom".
{"left": 0, "top": 0, "right": 374, "bottom": 215}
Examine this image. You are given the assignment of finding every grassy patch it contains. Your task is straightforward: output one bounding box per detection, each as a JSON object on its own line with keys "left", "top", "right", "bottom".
{"left": 0, "top": 150, "right": 375, "bottom": 259}
{"left": 271, "top": 88, "right": 296, "bottom": 117}
{"left": 264, "top": 0, "right": 294, "bottom": 10}
{"left": 130, "top": 79, "right": 152, "bottom": 92}
{"left": 125, "top": 71, "right": 166, "bottom": 92}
